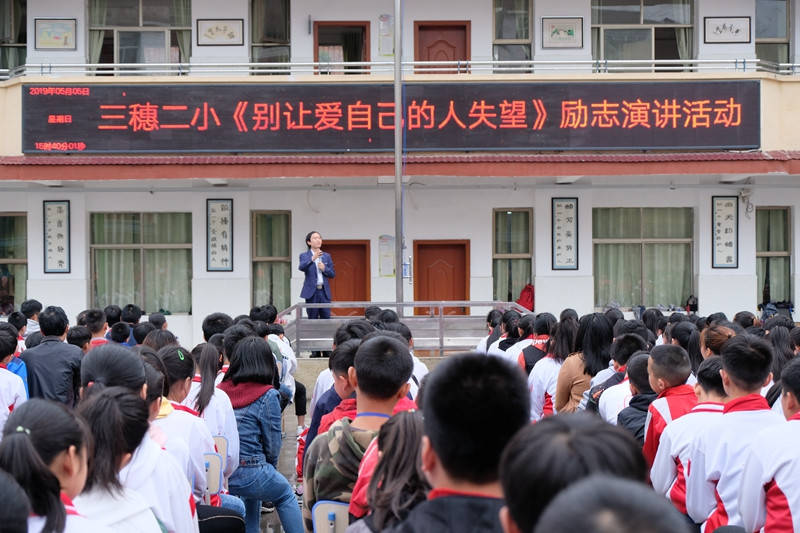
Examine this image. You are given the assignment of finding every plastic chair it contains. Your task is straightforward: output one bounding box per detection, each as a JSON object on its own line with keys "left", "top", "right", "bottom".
{"left": 213, "top": 435, "right": 229, "bottom": 489}
{"left": 203, "top": 452, "right": 223, "bottom": 505}
{"left": 311, "top": 500, "right": 349, "bottom": 533}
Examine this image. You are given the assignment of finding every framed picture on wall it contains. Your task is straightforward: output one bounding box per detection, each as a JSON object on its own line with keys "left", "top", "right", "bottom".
{"left": 43, "top": 200, "right": 71, "bottom": 273}
{"left": 552, "top": 198, "right": 579, "bottom": 270}
{"left": 207, "top": 199, "right": 234, "bottom": 271}
{"left": 197, "top": 19, "right": 245, "bottom": 46}
{"left": 712, "top": 196, "right": 739, "bottom": 268}
{"left": 704, "top": 17, "right": 751, "bottom": 44}
{"left": 542, "top": 17, "right": 583, "bottom": 49}
{"left": 34, "top": 19, "right": 77, "bottom": 51}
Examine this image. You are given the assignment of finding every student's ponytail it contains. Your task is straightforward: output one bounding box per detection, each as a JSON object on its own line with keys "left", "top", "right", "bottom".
{"left": 0, "top": 400, "right": 90, "bottom": 533}
{"left": 194, "top": 343, "right": 222, "bottom": 416}
{"left": 157, "top": 345, "right": 195, "bottom": 391}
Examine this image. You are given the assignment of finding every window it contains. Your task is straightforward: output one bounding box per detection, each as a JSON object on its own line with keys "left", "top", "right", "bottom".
{"left": 252, "top": 0, "right": 290, "bottom": 66}
{"left": 593, "top": 207, "right": 692, "bottom": 309}
{"left": 0, "top": 0, "right": 26, "bottom": 71}
{"left": 756, "top": 0, "right": 789, "bottom": 64}
{"left": 0, "top": 215, "right": 26, "bottom": 315}
{"left": 493, "top": 0, "right": 531, "bottom": 63}
{"left": 314, "top": 22, "right": 369, "bottom": 74}
{"left": 252, "top": 211, "right": 291, "bottom": 310}
{"left": 89, "top": 0, "right": 191, "bottom": 66}
{"left": 591, "top": 0, "right": 693, "bottom": 67}
{"left": 493, "top": 209, "right": 532, "bottom": 302}
{"left": 90, "top": 213, "right": 192, "bottom": 313}
{"left": 757, "top": 207, "right": 791, "bottom": 305}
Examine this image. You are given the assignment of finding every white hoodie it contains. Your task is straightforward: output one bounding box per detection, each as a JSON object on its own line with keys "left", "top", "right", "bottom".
{"left": 75, "top": 486, "right": 162, "bottom": 533}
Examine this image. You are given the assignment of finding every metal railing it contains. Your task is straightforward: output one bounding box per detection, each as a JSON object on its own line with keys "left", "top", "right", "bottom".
{"left": 1, "top": 58, "right": 797, "bottom": 80}
{"left": 278, "top": 300, "right": 529, "bottom": 356}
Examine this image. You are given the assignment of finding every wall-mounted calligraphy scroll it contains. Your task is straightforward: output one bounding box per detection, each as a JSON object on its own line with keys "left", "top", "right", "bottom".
{"left": 712, "top": 196, "right": 738, "bottom": 268}
{"left": 43, "top": 200, "right": 70, "bottom": 273}
{"left": 552, "top": 198, "right": 578, "bottom": 270}
{"left": 207, "top": 199, "right": 233, "bottom": 271}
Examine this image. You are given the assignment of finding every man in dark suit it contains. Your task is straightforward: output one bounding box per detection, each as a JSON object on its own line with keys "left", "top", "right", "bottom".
{"left": 298, "top": 231, "right": 335, "bottom": 320}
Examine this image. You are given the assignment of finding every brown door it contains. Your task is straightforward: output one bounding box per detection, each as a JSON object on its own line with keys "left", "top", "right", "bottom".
{"left": 324, "top": 240, "right": 370, "bottom": 316}
{"left": 414, "top": 21, "right": 470, "bottom": 73}
{"left": 414, "top": 240, "right": 469, "bottom": 315}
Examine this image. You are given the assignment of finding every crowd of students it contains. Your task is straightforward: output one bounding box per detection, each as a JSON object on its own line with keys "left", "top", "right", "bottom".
{"left": 0, "top": 297, "right": 799, "bottom": 533}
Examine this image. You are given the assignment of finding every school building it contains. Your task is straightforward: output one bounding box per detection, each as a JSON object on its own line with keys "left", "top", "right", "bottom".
{"left": 0, "top": 0, "right": 799, "bottom": 343}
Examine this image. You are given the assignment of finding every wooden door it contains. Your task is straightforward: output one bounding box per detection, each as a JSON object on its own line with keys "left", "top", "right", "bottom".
{"left": 324, "top": 240, "right": 370, "bottom": 316}
{"left": 414, "top": 21, "right": 470, "bottom": 73}
{"left": 414, "top": 240, "right": 469, "bottom": 315}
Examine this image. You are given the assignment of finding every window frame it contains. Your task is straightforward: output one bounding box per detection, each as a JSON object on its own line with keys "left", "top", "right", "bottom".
{"left": 492, "top": 0, "right": 532, "bottom": 63}
{"left": 756, "top": 206, "right": 792, "bottom": 303}
{"left": 492, "top": 208, "right": 533, "bottom": 301}
{"left": 250, "top": 210, "right": 292, "bottom": 308}
{"left": 312, "top": 20, "right": 371, "bottom": 74}
{"left": 592, "top": 207, "right": 694, "bottom": 310}
{"left": 0, "top": 0, "right": 26, "bottom": 70}
{"left": 755, "top": 0, "right": 790, "bottom": 63}
{"left": 89, "top": 211, "right": 192, "bottom": 313}
{"left": 250, "top": 0, "right": 291, "bottom": 65}
{"left": 0, "top": 212, "right": 28, "bottom": 313}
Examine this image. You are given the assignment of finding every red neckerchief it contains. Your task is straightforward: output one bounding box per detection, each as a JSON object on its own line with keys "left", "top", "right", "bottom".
{"left": 61, "top": 493, "right": 81, "bottom": 516}
{"left": 723, "top": 393, "right": 770, "bottom": 414}
{"left": 657, "top": 384, "right": 695, "bottom": 400}
{"left": 788, "top": 411, "right": 800, "bottom": 422}
{"left": 170, "top": 402, "right": 199, "bottom": 417}
{"left": 0, "top": 363, "right": 7, "bottom": 369}
{"left": 192, "top": 374, "right": 202, "bottom": 383}
{"left": 427, "top": 488, "right": 500, "bottom": 501}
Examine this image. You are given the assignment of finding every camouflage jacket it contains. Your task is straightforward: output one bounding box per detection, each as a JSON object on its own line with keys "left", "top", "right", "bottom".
{"left": 302, "top": 418, "right": 376, "bottom": 532}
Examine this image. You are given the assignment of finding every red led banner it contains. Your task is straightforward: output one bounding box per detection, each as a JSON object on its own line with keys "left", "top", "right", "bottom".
{"left": 22, "top": 81, "right": 760, "bottom": 153}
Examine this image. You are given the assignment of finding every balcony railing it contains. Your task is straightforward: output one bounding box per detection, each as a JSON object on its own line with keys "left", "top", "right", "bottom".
{"left": 1, "top": 58, "right": 796, "bottom": 80}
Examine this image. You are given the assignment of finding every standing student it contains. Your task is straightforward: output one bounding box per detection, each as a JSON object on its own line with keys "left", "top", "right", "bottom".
{"left": 0, "top": 322, "right": 26, "bottom": 434}
{"left": 83, "top": 309, "right": 109, "bottom": 350}
{"left": 528, "top": 317, "right": 577, "bottom": 421}
{"left": 594, "top": 334, "right": 648, "bottom": 422}
{"left": 616, "top": 353, "right": 657, "bottom": 445}
{"left": 298, "top": 230, "right": 335, "bottom": 321}
{"left": 20, "top": 299, "right": 42, "bottom": 338}
{"left": 555, "top": 313, "right": 613, "bottom": 413}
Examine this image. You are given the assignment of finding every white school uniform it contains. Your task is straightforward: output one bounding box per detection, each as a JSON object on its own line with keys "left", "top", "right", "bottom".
{"left": 409, "top": 353, "right": 429, "bottom": 400}
{"left": 598, "top": 379, "right": 633, "bottom": 425}
{"left": 120, "top": 435, "right": 199, "bottom": 533}
{"left": 486, "top": 336, "right": 506, "bottom": 358}
{"left": 28, "top": 495, "right": 113, "bottom": 533}
{"left": 686, "top": 394, "right": 784, "bottom": 531}
{"left": 739, "top": 412, "right": 800, "bottom": 533}
{"left": 651, "top": 402, "right": 724, "bottom": 514}
{"left": 269, "top": 333, "right": 298, "bottom": 396}
{"left": 502, "top": 338, "right": 534, "bottom": 366}
{"left": 528, "top": 355, "right": 562, "bottom": 421}
{"left": 75, "top": 486, "right": 162, "bottom": 533}
{"left": 475, "top": 334, "right": 490, "bottom": 354}
{"left": 309, "top": 368, "right": 335, "bottom": 418}
{"left": 0, "top": 365, "right": 26, "bottom": 437}
{"left": 182, "top": 378, "right": 240, "bottom": 480}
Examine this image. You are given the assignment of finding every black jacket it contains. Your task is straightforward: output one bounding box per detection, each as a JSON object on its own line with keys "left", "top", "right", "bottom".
{"left": 22, "top": 336, "right": 82, "bottom": 407}
{"left": 617, "top": 392, "right": 657, "bottom": 445}
{"left": 387, "top": 494, "right": 504, "bottom": 533}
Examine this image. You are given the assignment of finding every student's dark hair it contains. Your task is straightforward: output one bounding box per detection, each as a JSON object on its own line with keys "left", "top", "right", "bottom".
{"left": 233, "top": 317, "right": 257, "bottom": 333}
{"left": 576, "top": 313, "right": 613, "bottom": 376}
{"left": 365, "top": 306, "right": 383, "bottom": 323}
{"left": 81, "top": 343, "right": 146, "bottom": 392}
{"left": 501, "top": 310, "right": 522, "bottom": 341}
{"left": 764, "top": 314, "right": 795, "bottom": 332}
{"left": 486, "top": 309, "right": 503, "bottom": 328}
{"left": 121, "top": 304, "right": 142, "bottom": 324}
{"left": 66, "top": 325, "right": 91, "bottom": 350}
{"left": 233, "top": 314, "right": 250, "bottom": 324}
{"left": 500, "top": 413, "right": 647, "bottom": 533}
{"left": 533, "top": 475, "right": 692, "bottom": 533}
{"left": 78, "top": 387, "right": 149, "bottom": 494}
{"left": 560, "top": 308, "right": 579, "bottom": 322}
{"left": 7, "top": 311, "right": 26, "bottom": 332}
{"left": 367, "top": 411, "right": 430, "bottom": 530}
{"left": 790, "top": 327, "right": 800, "bottom": 351}
{"left": 627, "top": 353, "right": 654, "bottom": 394}
{"left": 354, "top": 336, "right": 413, "bottom": 399}
{"left": 0, "top": 399, "right": 90, "bottom": 533}
{"left": 305, "top": 230, "right": 320, "bottom": 249}
{"left": 223, "top": 324, "right": 255, "bottom": 361}
{"left": 261, "top": 305, "right": 278, "bottom": 325}
{"left": 110, "top": 321, "right": 131, "bottom": 343}
{"left": 0, "top": 469, "right": 30, "bottom": 533}
{"left": 143, "top": 362, "right": 165, "bottom": 405}
{"left": 517, "top": 314, "right": 536, "bottom": 338}
{"left": 194, "top": 343, "right": 222, "bottom": 416}
{"left": 613, "top": 319, "right": 653, "bottom": 348}
{"left": 148, "top": 312, "right": 166, "bottom": 329}
{"left": 747, "top": 326, "right": 767, "bottom": 337}
{"left": 656, "top": 316, "right": 668, "bottom": 335}
{"left": 24, "top": 331, "right": 42, "bottom": 349}
{"left": 382, "top": 321, "right": 412, "bottom": 343}
{"left": 142, "top": 329, "right": 176, "bottom": 351}
{"left": 548, "top": 317, "right": 578, "bottom": 363}
{"left": 611, "top": 334, "right": 647, "bottom": 365}
{"left": 132, "top": 322, "right": 156, "bottom": 345}
{"left": 706, "top": 312, "right": 728, "bottom": 325}
{"left": 331, "top": 339, "right": 361, "bottom": 377}
{"left": 669, "top": 321, "right": 703, "bottom": 374}
{"left": 733, "top": 311, "right": 757, "bottom": 329}
{"left": 202, "top": 312, "right": 234, "bottom": 341}
{"left": 104, "top": 305, "right": 122, "bottom": 326}
{"left": 693, "top": 315, "right": 707, "bottom": 330}
{"left": 423, "top": 353, "right": 529, "bottom": 484}
{"left": 641, "top": 308, "right": 664, "bottom": 336}
{"left": 224, "top": 336, "right": 275, "bottom": 385}
{"left": 649, "top": 344, "right": 692, "bottom": 387}
{"left": 251, "top": 320, "right": 268, "bottom": 338}
{"left": 721, "top": 334, "right": 774, "bottom": 391}
{"left": 156, "top": 345, "right": 195, "bottom": 391}
{"left": 266, "top": 323, "right": 284, "bottom": 336}
{"left": 768, "top": 326, "right": 794, "bottom": 381}
{"left": 83, "top": 309, "right": 106, "bottom": 334}
{"left": 0, "top": 322, "right": 17, "bottom": 358}
{"left": 696, "top": 356, "right": 726, "bottom": 398}
{"left": 669, "top": 312, "right": 690, "bottom": 324}
{"left": 604, "top": 307, "right": 624, "bottom": 328}
{"left": 333, "top": 319, "right": 375, "bottom": 347}
{"left": 249, "top": 306, "right": 269, "bottom": 322}
{"left": 534, "top": 313, "right": 557, "bottom": 336}
{"left": 20, "top": 299, "right": 42, "bottom": 319}
{"left": 780, "top": 357, "right": 800, "bottom": 400}
{"left": 700, "top": 324, "right": 736, "bottom": 356}
{"left": 208, "top": 333, "right": 225, "bottom": 356}
{"left": 379, "top": 309, "right": 399, "bottom": 324}
{"left": 38, "top": 306, "right": 68, "bottom": 337}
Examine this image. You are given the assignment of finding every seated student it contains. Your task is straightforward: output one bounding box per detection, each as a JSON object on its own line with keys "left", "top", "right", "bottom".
{"left": 651, "top": 356, "right": 726, "bottom": 516}
{"left": 75, "top": 387, "right": 162, "bottom": 532}
{"left": 790, "top": 327, "right": 800, "bottom": 356}
{"left": 218, "top": 324, "right": 254, "bottom": 386}
{"left": 143, "top": 329, "right": 178, "bottom": 352}
{"left": 0, "top": 323, "right": 26, "bottom": 435}
{"left": 0, "top": 399, "right": 113, "bottom": 533}
{"left": 383, "top": 321, "right": 429, "bottom": 399}
{"left": 528, "top": 317, "right": 578, "bottom": 421}
{"left": 304, "top": 336, "right": 413, "bottom": 531}
{"left": 386, "top": 353, "right": 528, "bottom": 533}
{"left": 592, "top": 333, "right": 648, "bottom": 421}
{"left": 132, "top": 322, "right": 157, "bottom": 346}
{"left": 533, "top": 476, "right": 693, "bottom": 533}
{"left": 686, "top": 335, "right": 784, "bottom": 531}
{"left": 110, "top": 321, "right": 131, "bottom": 344}
{"left": 699, "top": 324, "right": 736, "bottom": 359}
{"left": 0, "top": 320, "right": 27, "bottom": 397}
{"left": 557, "top": 313, "right": 613, "bottom": 414}
{"left": 501, "top": 314, "right": 537, "bottom": 366}
{"left": 517, "top": 313, "right": 556, "bottom": 374}
{"left": 499, "top": 413, "right": 647, "bottom": 533}
{"left": 203, "top": 312, "right": 234, "bottom": 342}
{"left": 66, "top": 325, "right": 92, "bottom": 354}
{"left": 733, "top": 311, "right": 757, "bottom": 330}
{"left": 83, "top": 308, "right": 109, "bottom": 349}
{"left": 667, "top": 321, "right": 703, "bottom": 385}
{"left": 265, "top": 323, "right": 300, "bottom": 410}
{"left": 617, "top": 353, "right": 657, "bottom": 445}
{"left": 121, "top": 304, "right": 143, "bottom": 344}
{"left": 476, "top": 309, "right": 503, "bottom": 354}
{"left": 642, "top": 344, "right": 697, "bottom": 467}
{"left": 148, "top": 312, "right": 168, "bottom": 330}
{"left": 739, "top": 357, "right": 800, "bottom": 532}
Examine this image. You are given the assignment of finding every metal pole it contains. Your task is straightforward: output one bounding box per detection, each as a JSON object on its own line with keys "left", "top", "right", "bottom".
{"left": 393, "top": 0, "right": 404, "bottom": 315}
